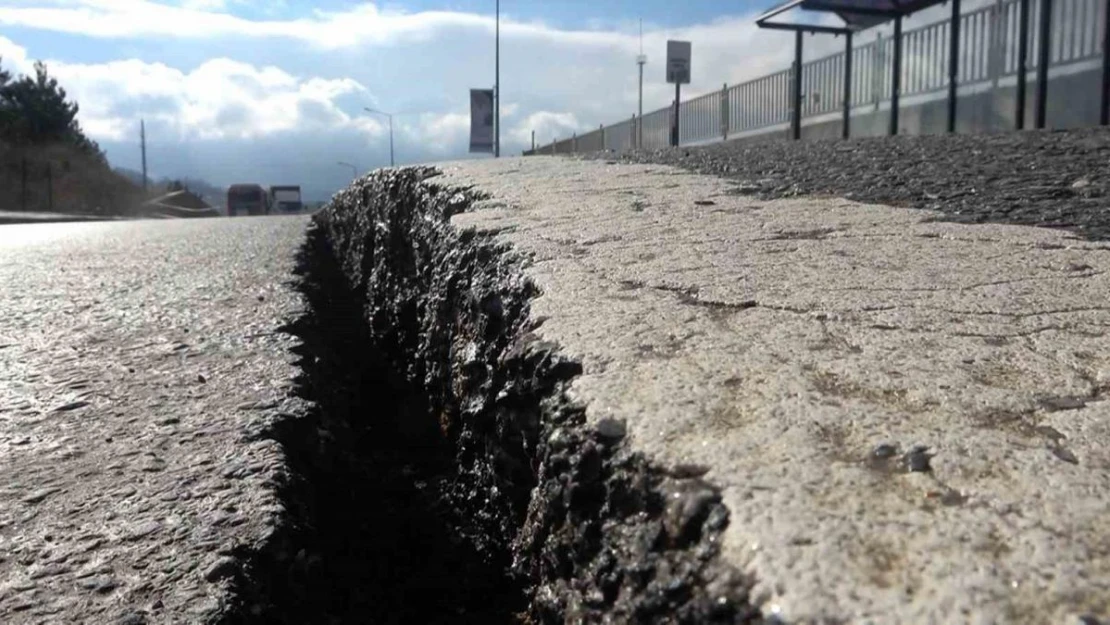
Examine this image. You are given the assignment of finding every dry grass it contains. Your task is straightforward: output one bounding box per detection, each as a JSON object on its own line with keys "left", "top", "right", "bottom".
{"left": 0, "top": 141, "right": 144, "bottom": 215}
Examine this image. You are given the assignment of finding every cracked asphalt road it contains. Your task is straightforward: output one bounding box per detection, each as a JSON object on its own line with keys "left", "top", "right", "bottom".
{"left": 0, "top": 217, "right": 308, "bottom": 623}
{"left": 442, "top": 156, "right": 1110, "bottom": 625}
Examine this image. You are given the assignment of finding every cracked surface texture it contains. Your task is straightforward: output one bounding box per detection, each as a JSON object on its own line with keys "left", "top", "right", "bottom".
{"left": 0, "top": 218, "right": 307, "bottom": 623}
{"left": 441, "top": 156, "right": 1110, "bottom": 625}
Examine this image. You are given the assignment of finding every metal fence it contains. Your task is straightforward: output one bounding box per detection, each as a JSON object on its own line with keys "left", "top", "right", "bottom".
{"left": 526, "top": 0, "right": 1107, "bottom": 155}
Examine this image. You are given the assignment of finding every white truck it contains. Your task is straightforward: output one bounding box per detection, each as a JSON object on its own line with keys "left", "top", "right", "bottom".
{"left": 269, "top": 185, "right": 303, "bottom": 213}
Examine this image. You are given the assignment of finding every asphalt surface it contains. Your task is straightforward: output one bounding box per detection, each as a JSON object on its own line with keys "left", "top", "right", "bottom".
{"left": 0, "top": 211, "right": 123, "bottom": 225}
{"left": 441, "top": 155, "right": 1110, "bottom": 624}
{"left": 594, "top": 127, "right": 1110, "bottom": 242}
{"left": 0, "top": 216, "right": 308, "bottom": 623}
{"left": 4, "top": 125, "right": 1110, "bottom": 624}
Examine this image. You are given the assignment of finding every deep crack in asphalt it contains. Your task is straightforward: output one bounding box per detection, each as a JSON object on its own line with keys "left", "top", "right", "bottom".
{"left": 222, "top": 167, "right": 760, "bottom": 624}
{"left": 220, "top": 224, "right": 528, "bottom": 624}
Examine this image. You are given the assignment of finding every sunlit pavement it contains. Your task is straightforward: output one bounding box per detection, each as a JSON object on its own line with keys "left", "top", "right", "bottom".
{"left": 0, "top": 216, "right": 309, "bottom": 623}
{"left": 440, "top": 156, "right": 1110, "bottom": 625}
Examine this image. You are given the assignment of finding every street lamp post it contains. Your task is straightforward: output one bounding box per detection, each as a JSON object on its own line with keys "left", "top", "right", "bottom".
{"left": 337, "top": 161, "right": 357, "bottom": 179}
{"left": 637, "top": 18, "right": 646, "bottom": 149}
{"left": 364, "top": 107, "right": 395, "bottom": 167}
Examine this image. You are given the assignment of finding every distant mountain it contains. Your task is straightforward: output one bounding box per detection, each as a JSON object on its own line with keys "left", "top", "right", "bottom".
{"left": 114, "top": 168, "right": 226, "bottom": 208}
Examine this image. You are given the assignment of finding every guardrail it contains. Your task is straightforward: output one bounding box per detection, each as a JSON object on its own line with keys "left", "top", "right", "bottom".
{"left": 525, "top": 0, "right": 1106, "bottom": 155}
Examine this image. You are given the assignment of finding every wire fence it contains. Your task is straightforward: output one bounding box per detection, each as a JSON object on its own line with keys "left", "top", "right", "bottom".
{"left": 2, "top": 157, "right": 58, "bottom": 212}
{"left": 526, "top": 0, "right": 1107, "bottom": 155}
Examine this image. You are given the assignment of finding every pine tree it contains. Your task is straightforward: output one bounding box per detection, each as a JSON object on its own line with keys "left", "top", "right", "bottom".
{"left": 3, "top": 61, "right": 78, "bottom": 144}
{"left": 0, "top": 59, "right": 103, "bottom": 160}
{"left": 0, "top": 57, "right": 14, "bottom": 138}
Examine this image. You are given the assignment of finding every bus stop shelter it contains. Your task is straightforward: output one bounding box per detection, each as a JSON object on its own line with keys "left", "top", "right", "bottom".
{"left": 756, "top": 0, "right": 951, "bottom": 139}
{"left": 756, "top": 0, "right": 1110, "bottom": 135}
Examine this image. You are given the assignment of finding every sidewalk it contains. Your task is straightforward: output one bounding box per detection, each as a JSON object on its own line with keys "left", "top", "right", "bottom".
{"left": 441, "top": 156, "right": 1110, "bottom": 624}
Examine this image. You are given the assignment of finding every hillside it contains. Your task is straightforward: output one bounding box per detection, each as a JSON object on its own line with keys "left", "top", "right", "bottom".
{"left": 1, "top": 141, "right": 144, "bottom": 215}
{"left": 1, "top": 58, "right": 143, "bottom": 215}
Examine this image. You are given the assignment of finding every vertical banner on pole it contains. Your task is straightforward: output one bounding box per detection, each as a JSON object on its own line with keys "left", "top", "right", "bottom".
{"left": 469, "top": 88, "right": 495, "bottom": 153}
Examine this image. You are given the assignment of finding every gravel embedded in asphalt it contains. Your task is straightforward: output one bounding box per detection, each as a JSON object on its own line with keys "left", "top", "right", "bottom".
{"left": 588, "top": 127, "right": 1110, "bottom": 241}
{"left": 440, "top": 156, "right": 1110, "bottom": 624}
{"left": 0, "top": 217, "right": 308, "bottom": 624}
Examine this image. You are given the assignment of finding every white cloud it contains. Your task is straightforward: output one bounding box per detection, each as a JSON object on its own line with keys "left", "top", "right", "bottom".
{"left": 510, "top": 111, "right": 581, "bottom": 148}
{"left": 178, "top": 0, "right": 225, "bottom": 11}
{"left": 0, "top": 0, "right": 796, "bottom": 56}
{"left": 13, "top": 44, "right": 382, "bottom": 142}
{"left": 0, "top": 30, "right": 32, "bottom": 74}
{"left": 397, "top": 112, "right": 469, "bottom": 158}
{"left": 0, "top": 0, "right": 489, "bottom": 49}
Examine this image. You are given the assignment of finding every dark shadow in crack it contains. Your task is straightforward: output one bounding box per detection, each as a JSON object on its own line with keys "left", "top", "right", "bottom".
{"left": 218, "top": 223, "right": 527, "bottom": 625}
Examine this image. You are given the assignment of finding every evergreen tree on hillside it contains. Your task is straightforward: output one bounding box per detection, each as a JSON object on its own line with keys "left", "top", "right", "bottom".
{"left": 0, "top": 58, "right": 104, "bottom": 161}
{"left": 0, "top": 57, "right": 13, "bottom": 137}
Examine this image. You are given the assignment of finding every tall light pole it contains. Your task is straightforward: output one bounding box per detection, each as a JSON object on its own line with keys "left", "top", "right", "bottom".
{"left": 364, "top": 107, "right": 395, "bottom": 167}
{"left": 636, "top": 18, "right": 646, "bottom": 149}
{"left": 337, "top": 161, "right": 357, "bottom": 179}
{"left": 140, "top": 119, "right": 148, "bottom": 192}
{"left": 495, "top": 0, "right": 501, "bottom": 158}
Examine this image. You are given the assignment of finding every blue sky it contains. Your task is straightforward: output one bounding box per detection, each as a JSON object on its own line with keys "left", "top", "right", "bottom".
{"left": 0, "top": 0, "right": 891, "bottom": 201}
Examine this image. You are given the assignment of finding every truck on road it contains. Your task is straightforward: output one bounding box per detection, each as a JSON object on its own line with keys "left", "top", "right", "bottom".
{"left": 226, "top": 183, "right": 271, "bottom": 217}
{"left": 269, "top": 185, "right": 304, "bottom": 213}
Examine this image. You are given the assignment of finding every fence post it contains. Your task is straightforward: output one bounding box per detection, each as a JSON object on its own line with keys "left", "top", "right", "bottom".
{"left": 1103, "top": 0, "right": 1110, "bottom": 124}
{"left": 873, "top": 31, "right": 884, "bottom": 110}
{"left": 987, "top": 0, "right": 1002, "bottom": 88}
{"left": 667, "top": 103, "right": 674, "bottom": 147}
{"left": 46, "top": 163, "right": 53, "bottom": 212}
{"left": 1016, "top": 0, "right": 1030, "bottom": 129}
{"left": 572, "top": 132, "right": 577, "bottom": 153}
{"left": 671, "top": 84, "right": 682, "bottom": 147}
{"left": 720, "top": 83, "right": 730, "bottom": 142}
{"left": 531, "top": 130, "right": 535, "bottom": 151}
{"left": 889, "top": 15, "right": 903, "bottom": 136}
{"left": 20, "top": 157, "right": 28, "bottom": 211}
{"left": 791, "top": 30, "right": 803, "bottom": 141}
{"left": 844, "top": 31, "right": 854, "bottom": 139}
{"left": 599, "top": 123, "right": 605, "bottom": 151}
{"left": 1033, "top": 0, "right": 1052, "bottom": 129}
{"left": 948, "top": 0, "right": 961, "bottom": 133}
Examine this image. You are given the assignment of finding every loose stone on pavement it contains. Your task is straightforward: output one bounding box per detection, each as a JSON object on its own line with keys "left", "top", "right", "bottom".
{"left": 440, "top": 156, "right": 1110, "bottom": 625}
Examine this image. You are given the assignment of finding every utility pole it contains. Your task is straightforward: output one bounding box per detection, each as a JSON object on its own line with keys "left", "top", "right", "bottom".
{"left": 494, "top": 0, "right": 500, "bottom": 158}
{"left": 140, "top": 119, "right": 148, "bottom": 193}
{"left": 637, "top": 18, "right": 646, "bottom": 149}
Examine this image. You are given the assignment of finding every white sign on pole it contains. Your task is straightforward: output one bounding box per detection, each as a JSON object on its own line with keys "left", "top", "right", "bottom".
{"left": 666, "top": 40, "right": 691, "bottom": 84}
{"left": 469, "top": 88, "right": 495, "bottom": 153}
